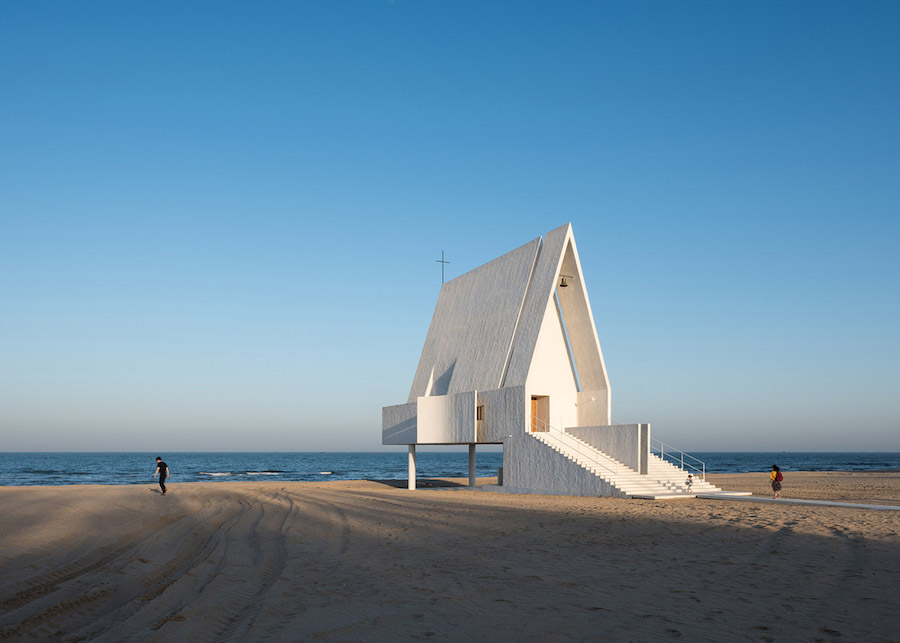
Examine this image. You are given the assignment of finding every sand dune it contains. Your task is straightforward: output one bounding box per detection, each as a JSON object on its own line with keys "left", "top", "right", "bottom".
{"left": 1, "top": 473, "right": 899, "bottom": 641}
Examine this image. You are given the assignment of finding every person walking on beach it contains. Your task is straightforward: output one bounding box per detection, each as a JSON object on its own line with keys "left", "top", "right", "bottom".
{"left": 770, "top": 464, "right": 783, "bottom": 498}
{"left": 685, "top": 474, "right": 693, "bottom": 493}
{"left": 153, "top": 457, "right": 169, "bottom": 495}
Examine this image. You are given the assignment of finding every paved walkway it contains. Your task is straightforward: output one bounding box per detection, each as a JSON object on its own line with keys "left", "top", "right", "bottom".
{"left": 695, "top": 493, "right": 900, "bottom": 511}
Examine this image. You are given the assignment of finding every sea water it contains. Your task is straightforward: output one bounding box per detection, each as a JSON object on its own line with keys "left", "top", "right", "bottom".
{"left": 1, "top": 451, "right": 898, "bottom": 487}
{"left": 0, "top": 451, "right": 503, "bottom": 487}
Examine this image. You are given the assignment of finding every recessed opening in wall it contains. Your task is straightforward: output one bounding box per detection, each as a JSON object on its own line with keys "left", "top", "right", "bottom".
{"left": 530, "top": 395, "right": 549, "bottom": 431}
{"left": 476, "top": 405, "right": 484, "bottom": 421}
{"left": 555, "top": 289, "right": 582, "bottom": 392}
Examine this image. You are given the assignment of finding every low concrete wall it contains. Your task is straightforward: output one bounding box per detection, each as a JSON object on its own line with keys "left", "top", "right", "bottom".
{"left": 565, "top": 424, "right": 650, "bottom": 473}
{"left": 502, "top": 433, "right": 626, "bottom": 498}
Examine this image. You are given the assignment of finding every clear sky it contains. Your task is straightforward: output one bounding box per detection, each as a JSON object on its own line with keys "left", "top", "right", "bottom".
{"left": 1, "top": 1, "right": 898, "bottom": 452}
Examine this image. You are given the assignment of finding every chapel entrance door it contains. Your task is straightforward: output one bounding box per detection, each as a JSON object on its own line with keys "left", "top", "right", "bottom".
{"left": 530, "top": 395, "right": 549, "bottom": 432}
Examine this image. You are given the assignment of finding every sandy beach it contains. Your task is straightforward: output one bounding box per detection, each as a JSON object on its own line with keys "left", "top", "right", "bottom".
{"left": 1, "top": 473, "right": 899, "bottom": 642}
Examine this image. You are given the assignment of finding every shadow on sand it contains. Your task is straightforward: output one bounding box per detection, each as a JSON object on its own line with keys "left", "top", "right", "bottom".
{"left": 367, "top": 478, "right": 472, "bottom": 489}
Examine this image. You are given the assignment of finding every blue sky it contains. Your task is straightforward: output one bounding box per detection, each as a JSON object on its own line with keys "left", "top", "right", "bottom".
{"left": 1, "top": 1, "right": 898, "bottom": 452}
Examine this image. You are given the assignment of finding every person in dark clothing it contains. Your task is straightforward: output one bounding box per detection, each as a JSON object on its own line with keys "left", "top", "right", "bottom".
{"left": 153, "top": 457, "right": 169, "bottom": 495}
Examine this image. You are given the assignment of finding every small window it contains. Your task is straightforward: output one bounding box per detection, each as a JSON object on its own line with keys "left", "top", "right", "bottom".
{"left": 476, "top": 405, "right": 484, "bottom": 421}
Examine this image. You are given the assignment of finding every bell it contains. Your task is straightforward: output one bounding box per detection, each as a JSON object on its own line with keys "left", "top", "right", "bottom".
{"left": 559, "top": 277, "right": 568, "bottom": 288}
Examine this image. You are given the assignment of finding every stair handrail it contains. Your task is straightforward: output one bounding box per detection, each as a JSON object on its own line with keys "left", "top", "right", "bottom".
{"left": 530, "top": 417, "right": 619, "bottom": 477}
{"left": 650, "top": 438, "right": 706, "bottom": 481}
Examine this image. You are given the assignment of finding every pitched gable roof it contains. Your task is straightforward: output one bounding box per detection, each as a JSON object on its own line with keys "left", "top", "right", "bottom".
{"left": 408, "top": 236, "right": 540, "bottom": 401}
{"left": 408, "top": 223, "right": 609, "bottom": 401}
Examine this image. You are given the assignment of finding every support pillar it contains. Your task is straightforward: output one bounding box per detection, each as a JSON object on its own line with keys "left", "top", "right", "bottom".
{"left": 408, "top": 445, "right": 416, "bottom": 490}
{"left": 639, "top": 423, "right": 650, "bottom": 475}
{"left": 468, "top": 444, "right": 476, "bottom": 487}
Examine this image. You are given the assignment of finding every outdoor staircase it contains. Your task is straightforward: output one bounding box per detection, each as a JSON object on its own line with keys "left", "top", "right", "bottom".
{"left": 529, "top": 429, "right": 744, "bottom": 499}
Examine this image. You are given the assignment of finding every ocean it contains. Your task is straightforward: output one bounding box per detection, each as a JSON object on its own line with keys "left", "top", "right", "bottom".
{"left": 1, "top": 451, "right": 898, "bottom": 487}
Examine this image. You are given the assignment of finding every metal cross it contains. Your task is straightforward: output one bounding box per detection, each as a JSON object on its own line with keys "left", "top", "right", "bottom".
{"left": 435, "top": 251, "right": 450, "bottom": 284}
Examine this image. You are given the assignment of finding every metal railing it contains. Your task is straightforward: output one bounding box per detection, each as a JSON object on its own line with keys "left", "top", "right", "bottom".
{"left": 530, "top": 417, "right": 619, "bottom": 478}
{"left": 650, "top": 438, "right": 706, "bottom": 480}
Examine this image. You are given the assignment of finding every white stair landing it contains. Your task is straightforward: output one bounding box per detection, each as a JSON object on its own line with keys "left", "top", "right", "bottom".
{"left": 630, "top": 490, "right": 753, "bottom": 500}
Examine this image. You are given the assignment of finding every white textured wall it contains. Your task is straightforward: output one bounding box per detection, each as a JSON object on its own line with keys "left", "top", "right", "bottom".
{"left": 576, "top": 390, "right": 610, "bottom": 428}
{"left": 477, "top": 386, "right": 526, "bottom": 443}
{"left": 526, "top": 296, "right": 578, "bottom": 431}
{"left": 416, "top": 395, "right": 452, "bottom": 443}
{"left": 382, "top": 402, "right": 417, "bottom": 445}
{"left": 566, "top": 424, "right": 647, "bottom": 472}
{"left": 503, "top": 433, "right": 625, "bottom": 497}
{"left": 452, "top": 391, "right": 477, "bottom": 443}
{"left": 385, "top": 392, "right": 477, "bottom": 444}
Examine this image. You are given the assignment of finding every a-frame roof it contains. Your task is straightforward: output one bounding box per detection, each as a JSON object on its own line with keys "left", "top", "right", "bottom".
{"left": 408, "top": 236, "right": 540, "bottom": 401}
{"left": 408, "top": 223, "right": 608, "bottom": 402}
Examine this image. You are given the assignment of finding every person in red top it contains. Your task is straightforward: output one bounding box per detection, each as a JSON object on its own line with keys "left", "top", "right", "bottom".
{"left": 770, "top": 464, "right": 783, "bottom": 498}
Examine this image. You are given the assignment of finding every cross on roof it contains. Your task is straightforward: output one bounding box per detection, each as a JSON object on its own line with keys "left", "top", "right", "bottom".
{"left": 435, "top": 251, "right": 450, "bottom": 284}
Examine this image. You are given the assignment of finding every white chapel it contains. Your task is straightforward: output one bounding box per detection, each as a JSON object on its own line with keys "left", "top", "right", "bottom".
{"left": 383, "top": 223, "right": 737, "bottom": 498}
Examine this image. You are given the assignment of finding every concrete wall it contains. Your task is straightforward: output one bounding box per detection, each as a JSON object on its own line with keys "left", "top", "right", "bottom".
{"left": 382, "top": 402, "right": 417, "bottom": 445}
{"left": 576, "top": 390, "right": 610, "bottom": 427}
{"left": 412, "top": 392, "right": 477, "bottom": 444}
{"left": 415, "top": 395, "right": 452, "bottom": 443}
{"left": 477, "top": 386, "right": 525, "bottom": 443}
{"left": 452, "top": 391, "right": 476, "bottom": 443}
{"left": 416, "top": 395, "right": 460, "bottom": 443}
{"left": 640, "top": 423, "right": 649, "bottom": 474}
{"left": 565, "top": 424, "right": 650, "bottom": 473}
{"left": 502, "top": 433, "right": 625, "bottom": 497}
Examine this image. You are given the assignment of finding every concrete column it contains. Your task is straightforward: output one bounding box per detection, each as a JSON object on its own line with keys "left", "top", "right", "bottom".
{"left": 408, "top": 445, "right": 416, "bottom": 490}
{"left": 639, "top": 423, "right": 650, "bottom": 475}
{"left": 468, "top": 444, "right": 476, "bottom": 487}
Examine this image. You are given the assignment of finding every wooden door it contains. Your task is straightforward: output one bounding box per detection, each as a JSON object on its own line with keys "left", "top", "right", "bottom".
{"left": 531, "top": 397, "right": 538, "bottom": 431}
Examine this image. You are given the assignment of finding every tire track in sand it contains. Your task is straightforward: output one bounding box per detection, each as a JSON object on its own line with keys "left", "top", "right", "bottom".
{"left": 0, "top": 495, "right": 241, "bottom": 641}
{"left": 224, "top": 488, "right": 353, "bottom": 642}
{"left": 87, "top": 492, "right": 254, "bottom": 642}
{"left": 127, "top": 489, "right": 295, "bottom": 643}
